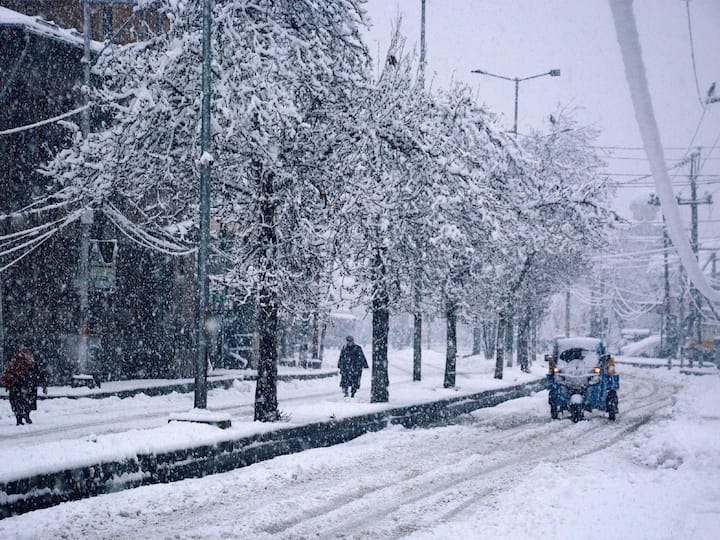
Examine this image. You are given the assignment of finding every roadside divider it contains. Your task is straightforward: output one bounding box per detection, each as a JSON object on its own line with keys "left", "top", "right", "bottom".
{"left": 0, "top": 371, "right": 336, "bottom": 401}
{"left": 0, "top": 379, "right": 545, "bottom": 518}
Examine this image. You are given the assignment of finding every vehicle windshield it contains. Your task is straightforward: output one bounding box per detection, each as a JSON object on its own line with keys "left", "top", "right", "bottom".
{"left": 559, "top": 347, "right": 599, "bottom": 365}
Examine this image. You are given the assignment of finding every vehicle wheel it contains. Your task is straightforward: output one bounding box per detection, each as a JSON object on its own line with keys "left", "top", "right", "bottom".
{"left": 550, "top": 402, "right": 559, "bottom": 420}
{"left": 606, "top": 390, "right": 618, "bottom": 421}
{"left": 570, "top": 403, "right": 582, "bottom": 423}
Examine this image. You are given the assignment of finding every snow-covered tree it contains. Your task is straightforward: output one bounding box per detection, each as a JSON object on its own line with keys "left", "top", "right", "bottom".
{"left": 420, "top": 84, "right": 520, "bottom": 386}
{"left": 330, "top": 32, "right": 437, "bottom": 401}
{"left": 506, "top": 113, "right": 618, "bottom": 373}
{"left": 41, "top": 0, "right": 371, "bottom": 421}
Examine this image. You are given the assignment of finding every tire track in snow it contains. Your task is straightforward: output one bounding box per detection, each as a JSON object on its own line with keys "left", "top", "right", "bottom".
{"left": 260, "top": 372, "right": 678, "bottom": 538}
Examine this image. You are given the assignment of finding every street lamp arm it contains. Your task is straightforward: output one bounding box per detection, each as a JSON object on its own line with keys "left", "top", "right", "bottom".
{"left": 471, "top": 66, "right": 560, "bottom": 136}
{"left": 470, "top": 69, "right": 514, "bottom": 82}
{"left": 518, "top": 69, "right": 561, "bottom": 82}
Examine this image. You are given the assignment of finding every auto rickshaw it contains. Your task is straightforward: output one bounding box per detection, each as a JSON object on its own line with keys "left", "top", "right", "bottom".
{"left": 545, "top": 337, "right": 619, "bottom": 423}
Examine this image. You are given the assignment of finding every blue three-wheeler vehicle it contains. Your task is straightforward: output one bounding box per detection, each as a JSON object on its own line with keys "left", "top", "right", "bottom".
{"left": 545, "top": 337, "right": 619, "bottom": 423}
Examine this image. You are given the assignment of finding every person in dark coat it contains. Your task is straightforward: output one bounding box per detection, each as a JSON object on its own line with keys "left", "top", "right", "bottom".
{"left": 338, "top": 336, "right": 368, "bottom": 398}
{"left": 1, "top": 348, "right": 47, "bottom": 425}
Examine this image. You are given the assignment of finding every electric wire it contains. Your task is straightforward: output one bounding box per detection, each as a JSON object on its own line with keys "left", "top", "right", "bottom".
{"left": 104, "top": 203, "right": 197, "bottom": 256}
{"left": 0, "top": 105, "right": 89, "bottom": 136}
{"left": 0, "top": 209, "right": 82, "bottom": 272}
{"left": 684, "top": 0, "right": 706, "bottom": 108}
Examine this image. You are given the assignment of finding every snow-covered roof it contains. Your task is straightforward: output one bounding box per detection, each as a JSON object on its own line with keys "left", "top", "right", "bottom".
{"left": 0, "top": 7, "right": 102, "bottom": 52}
{"left": 555, "top": 337, "right": 604, "bottom": 352}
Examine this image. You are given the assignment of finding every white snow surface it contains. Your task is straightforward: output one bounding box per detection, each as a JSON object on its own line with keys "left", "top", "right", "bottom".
{"left": 1, "top": 348, "right": 719, "bottom": 539}
{"left": 555, "top": 337, "right": 603, "bottom": 353}
{"left": 0, "top": 7, "right": 102, "bottom": 51}
{"left": 621, "top": 334, "right": 661, "bottom": 357}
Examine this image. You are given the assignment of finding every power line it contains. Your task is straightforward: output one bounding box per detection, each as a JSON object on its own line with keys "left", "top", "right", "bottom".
{"left": 612, "top": 181, "right": 720, "bottom": 189}
{"left": 684, "top": 0, "right": 706, "bottom": 108}
{"left": 605, "top": 173, "right": 717, "bottom": 177}
{"left": 604, "top": 155, "right": 720, "bottom": 161}
{"left": 698, "top": 128, "right": 720, "bottom": 175}
{"left": 591, "top": 145, "right": 699, "bottom": 151}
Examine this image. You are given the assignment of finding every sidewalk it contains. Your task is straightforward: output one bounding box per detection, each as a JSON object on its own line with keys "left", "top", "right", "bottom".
{"left": 0, "top": 349, "right": 544, "bottom": 517}
{"left": 0, "top": 366, "right": 338, "bottom": 401}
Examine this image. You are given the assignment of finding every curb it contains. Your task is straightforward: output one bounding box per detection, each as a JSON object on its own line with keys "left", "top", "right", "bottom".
{"left": 0, "top": 371, "right": 338, "bottom": 401}
{"left": 0, "top": 379, "right": 545, "bottom": 518}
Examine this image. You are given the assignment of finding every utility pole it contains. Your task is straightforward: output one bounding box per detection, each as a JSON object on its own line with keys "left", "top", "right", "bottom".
{"left": 0, "top": 276, "right": 4, "bottom": 365}
{"left": 77, "top": 2, "right": 93, "bottom": 377}
{"left": 82, "top": 1, "right": 91, "bottom": 137}
{"left": 649, "top": 193, "right": 675, "bottom": 358}
{"left": 677, "top": 150, "right": 712, "bottom": 366}
{"left": 662, "top": 220, "right": 672, "bottom": 356}
{"left": 77, "top": 207, "right": 94, "bottom": 375}
{"left": 195, "top": 0, "right": 213, "bottom": 409}
{"left": 565, "top": 290, "right": 571, "bottom": 337}
{"left": 419, "top": 0, "right": 426, "bottom": 85}
{"left": 413, "top": 0, "right": 426, "bottom": 382}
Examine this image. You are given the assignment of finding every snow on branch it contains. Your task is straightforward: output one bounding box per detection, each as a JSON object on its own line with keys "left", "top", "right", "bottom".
{"left": 0, "top": 105, "right": 88, "bottom": 137}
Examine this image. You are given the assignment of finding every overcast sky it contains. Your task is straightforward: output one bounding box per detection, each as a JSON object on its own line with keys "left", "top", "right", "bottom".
{"left": 361, "top": 0, "right": 720, "bottom": 222}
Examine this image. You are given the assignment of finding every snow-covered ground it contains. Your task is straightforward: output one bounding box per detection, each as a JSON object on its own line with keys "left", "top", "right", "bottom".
{"left": 1, "top": 349, "right": 719, "bottom": 539}
{"left": 0, "top": 348, "right": 539, "bottom": 481}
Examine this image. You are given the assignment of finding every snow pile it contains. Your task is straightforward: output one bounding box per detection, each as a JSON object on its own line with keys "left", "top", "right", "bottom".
{"left": 621, "top": 334, "right": 661, "bottom": 357}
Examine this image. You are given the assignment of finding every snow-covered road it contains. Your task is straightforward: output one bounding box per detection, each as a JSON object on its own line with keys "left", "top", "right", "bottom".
{"left": 4, "top": 357, "right": 717, "bottom": 540}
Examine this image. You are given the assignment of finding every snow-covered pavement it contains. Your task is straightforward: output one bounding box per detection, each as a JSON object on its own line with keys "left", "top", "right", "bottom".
{"left": 0, "top": 349, "right": 539, "bottom": 481}
{"left": 1, "top": 350, "right": 719, "bottom": 539}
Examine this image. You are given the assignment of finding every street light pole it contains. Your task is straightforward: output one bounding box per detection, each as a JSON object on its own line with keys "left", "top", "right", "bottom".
{"left": 78, "top": 207, "right": 94, "bottom": 374}
{"left": 513, "top": 78, "right": 519, "bottom": 135}
{"left": 82, "top": 1, "right": 91, "bottom": 138}
{"left": 470, "top": 68, "right": 561, "bottom": 135}
{"left": 195, "top": 0, "right": 213, "bottom": 409}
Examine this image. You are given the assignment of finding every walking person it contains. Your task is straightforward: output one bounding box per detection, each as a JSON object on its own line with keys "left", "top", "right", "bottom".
{"left": 1, "top": 347, "right": 47, "bottom": 425}
{"left": 338, "top": 336, "right": 368, "bottom": 398}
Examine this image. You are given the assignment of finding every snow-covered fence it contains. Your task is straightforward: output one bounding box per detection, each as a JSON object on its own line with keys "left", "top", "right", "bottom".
{"left": 0, "top": 379, "right": 544, "bottom": 518}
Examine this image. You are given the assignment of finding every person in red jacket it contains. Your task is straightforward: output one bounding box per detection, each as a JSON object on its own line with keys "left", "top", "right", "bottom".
{"left": 1, "top": 347, "right": 47, "bottom": 425}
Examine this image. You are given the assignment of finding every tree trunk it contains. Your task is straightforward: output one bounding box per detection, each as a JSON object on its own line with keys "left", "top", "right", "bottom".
{"left": 311, "top": 311, "right": 320, "bottom": 359}
{"left": 444, "top": 298, "right": 457, "bottom": 388}
{"left": 253, "top": 168, "right": 280, "bottom": 422}
{"left": 482, "top": 320, "right": 496, "bottom": 360}
{"left": 504, "top": 315, "right": 514, "bottom": 367}
{"left": 472, "top": 325, "right": 482, "bottom": 356}
{"left": 530, "top": 312, "right": 537, "bottom": 367}
{"left": 278, "top": 322, "right": 288, "bottom": 360}
{"left": 319, "top": 321, "right": 326, "bottom": 363}
{"left": 413, "top": 272, "right": 422, "bottom": 381}
{"left": 254, "top": 286, "right": 279, "bottom": 421}
{"left": 517, "top": 309, "right": 530, "bottom": 373}
{"left": 371, "top": 249, "right": 389, "bottom": 402}
{"left": 426, "top": 315, "right": 432, "bottom": 349}
{"left": 494, "top": 313, "right": 506, "bottom": 379}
